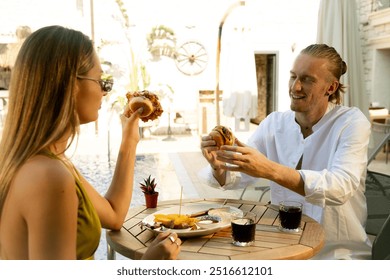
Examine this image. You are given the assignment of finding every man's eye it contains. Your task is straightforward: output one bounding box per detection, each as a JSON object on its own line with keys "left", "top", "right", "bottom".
{"left": 302, "top": 77, "right": 314, "bottom": 83}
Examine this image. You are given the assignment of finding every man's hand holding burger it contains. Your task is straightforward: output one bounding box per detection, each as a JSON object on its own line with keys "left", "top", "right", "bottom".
{"left": 208, "top": 126, "right": 234, "bottom": 148}
{"left": 200, "top": 125, "right": 235, "bottom": 185}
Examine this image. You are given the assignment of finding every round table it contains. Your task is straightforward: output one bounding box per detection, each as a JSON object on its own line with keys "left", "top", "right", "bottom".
{"left": 106, "top": 198, "right": 325, "bottom": 260}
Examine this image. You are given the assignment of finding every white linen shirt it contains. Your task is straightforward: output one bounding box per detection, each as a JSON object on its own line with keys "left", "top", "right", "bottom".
{"left": 204, "top": 104, "right": 373, "bottom": 259}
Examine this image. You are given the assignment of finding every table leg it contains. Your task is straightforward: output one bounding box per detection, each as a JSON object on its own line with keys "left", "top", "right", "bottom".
{"left": 107, "top": 243, "right": 116, "bottom": 260}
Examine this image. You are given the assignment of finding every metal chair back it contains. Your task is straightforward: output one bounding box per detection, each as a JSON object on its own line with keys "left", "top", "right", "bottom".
{"left": 367, "top": 122, "right": 390, "bottom": 164}
{"left": 372, "top": 213, "right": 390, "bottom": 259}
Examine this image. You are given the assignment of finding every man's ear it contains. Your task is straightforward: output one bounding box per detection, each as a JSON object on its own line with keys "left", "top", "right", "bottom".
{"left": 326, "top": 80, "right": 339, "bottom": 96}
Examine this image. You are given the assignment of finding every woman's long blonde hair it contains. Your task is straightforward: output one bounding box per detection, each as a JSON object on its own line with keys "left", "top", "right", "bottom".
{"left": 0, "top": 25, "right": 95, "bottom": 213}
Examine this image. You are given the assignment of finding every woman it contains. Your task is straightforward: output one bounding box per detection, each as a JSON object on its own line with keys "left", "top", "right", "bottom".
{"left": 0, "top": 25, "right": 181, "bottom": 260}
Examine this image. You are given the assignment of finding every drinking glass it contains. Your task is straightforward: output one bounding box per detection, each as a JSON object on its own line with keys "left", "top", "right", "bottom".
{"left": 278, "top": 201, "right": 303, "bottom": 232}
{"left": 231, "top": 212, "right": 257, "bottom": 246}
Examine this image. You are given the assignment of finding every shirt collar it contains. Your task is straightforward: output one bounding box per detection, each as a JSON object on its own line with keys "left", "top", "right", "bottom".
{"left": 325, "top": 102, "right": 337, "bottom": 115}
{"left": 312, "top": 102, "right": 338, "bottom": 131}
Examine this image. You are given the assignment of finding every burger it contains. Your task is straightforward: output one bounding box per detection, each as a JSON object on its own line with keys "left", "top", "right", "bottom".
{"left": 126, "top": 90, "right": 163, "bottom": 122}
{"left": 209, "top": 125, "right": 234, "bottom": 148}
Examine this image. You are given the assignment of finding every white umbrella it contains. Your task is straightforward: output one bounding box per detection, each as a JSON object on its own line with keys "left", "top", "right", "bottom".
{"left": 317, "top": 0, "right": 369, "bottom": 118}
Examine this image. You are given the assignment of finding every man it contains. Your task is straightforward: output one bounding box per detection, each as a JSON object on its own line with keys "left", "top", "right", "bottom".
{"left": 201, "top": 44, "right": 372, "bottom": 259}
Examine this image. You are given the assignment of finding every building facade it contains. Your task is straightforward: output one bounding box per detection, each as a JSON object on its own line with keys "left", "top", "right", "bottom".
{"left": 359, "top": 0, "right": 390, "bottom": 109}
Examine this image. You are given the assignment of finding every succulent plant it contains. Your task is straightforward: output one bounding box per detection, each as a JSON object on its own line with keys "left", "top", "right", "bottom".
{"left": 140, "top": 175, "right": 158, "bottom": 195}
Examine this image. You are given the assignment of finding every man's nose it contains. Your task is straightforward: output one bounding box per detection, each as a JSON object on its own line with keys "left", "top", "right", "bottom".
{"left": 290, "top": 79, "right": 302, "bottom": 91}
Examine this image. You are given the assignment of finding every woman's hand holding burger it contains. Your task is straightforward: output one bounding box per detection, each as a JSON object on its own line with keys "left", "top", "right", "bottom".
{"left": 126, "top": 90, "right": 163, "bottom": 122}
{"left": 120, "top": 90, "right": 163, "bottom": 145}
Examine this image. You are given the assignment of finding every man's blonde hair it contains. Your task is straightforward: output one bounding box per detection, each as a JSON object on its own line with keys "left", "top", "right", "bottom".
{"left": 301, "top": 44, "right": 347, "bottom": 105}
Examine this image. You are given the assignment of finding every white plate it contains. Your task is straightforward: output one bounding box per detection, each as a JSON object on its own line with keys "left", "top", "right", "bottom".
{"left": 142, "top": 203, "right": 242, "bottom": 238}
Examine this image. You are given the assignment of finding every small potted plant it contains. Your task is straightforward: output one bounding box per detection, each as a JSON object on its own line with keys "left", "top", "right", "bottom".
{"left": 140, "top": 175, "right": 159, "bottom": 208}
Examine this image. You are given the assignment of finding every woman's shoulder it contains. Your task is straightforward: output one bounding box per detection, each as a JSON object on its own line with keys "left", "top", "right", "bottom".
{"left": 12, "top": 155, "right": 76, "bottom": 199}
{"left": 2, "top": 155, "right": 79, "bottom": 259}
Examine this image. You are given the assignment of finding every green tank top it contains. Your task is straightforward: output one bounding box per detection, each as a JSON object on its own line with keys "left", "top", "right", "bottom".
{"left": 42, "top": 151, "right": 101, "bottom": 260}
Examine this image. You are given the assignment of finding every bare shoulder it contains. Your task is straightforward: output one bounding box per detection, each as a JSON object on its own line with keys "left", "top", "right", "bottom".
{"left": 11, "top": 155, "right": 77, "bottom": 207}
{"left": 1, "top": 155, "right": 78, "bottom": 259}
{"left": 17, "top": 155, "right": 74, "bottom": 186}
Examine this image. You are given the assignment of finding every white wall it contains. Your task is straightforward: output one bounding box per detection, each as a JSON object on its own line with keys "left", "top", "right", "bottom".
{"left": 372, "top": 49, "right": 390, "bottom": 108}
{"left": 359, "top": 0, "right": 390, "bottom": 109}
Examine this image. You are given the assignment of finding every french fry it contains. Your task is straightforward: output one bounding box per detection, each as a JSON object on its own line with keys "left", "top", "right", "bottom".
{"left": 154, "top": 214, "right": 198, "bottom": 229}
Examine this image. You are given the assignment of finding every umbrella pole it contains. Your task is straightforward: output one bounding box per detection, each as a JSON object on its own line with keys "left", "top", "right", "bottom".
{"left": 215, "top": 1, "right": 245, "bottom": 126}
{"left": 215, "top": 27, "right": 222, "bottom": 126}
